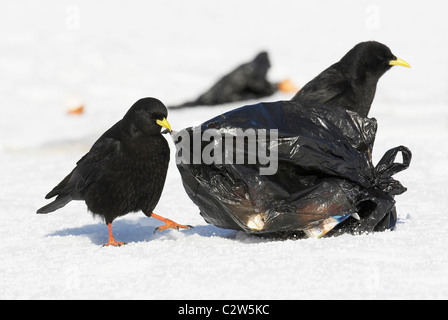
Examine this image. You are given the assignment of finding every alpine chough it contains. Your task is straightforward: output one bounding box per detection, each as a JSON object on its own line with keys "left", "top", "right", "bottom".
{"left": 169, "top": 51, "right": 296, "bottom": 108}
{"left": 37, "top": 97, "right": 191, "bottom": 246}
{"left": 292, "top": 41, "right": 410, "bottom": 117}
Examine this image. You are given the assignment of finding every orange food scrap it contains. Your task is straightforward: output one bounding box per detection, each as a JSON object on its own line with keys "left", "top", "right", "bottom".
{"left": 278, "top": 79, "right": 299, "bottom": 93}
{"left": 67, "top": 105, "right": 84, "bottom": 115}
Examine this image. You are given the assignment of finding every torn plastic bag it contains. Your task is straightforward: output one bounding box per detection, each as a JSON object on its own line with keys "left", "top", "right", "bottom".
{"left": 174, "top": 100, "right": 411, "bottom": 238}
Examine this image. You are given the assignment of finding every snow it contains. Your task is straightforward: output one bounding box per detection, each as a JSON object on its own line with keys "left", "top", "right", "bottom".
{"left": 1, "top": 0, "right": 448, "bottom": 299}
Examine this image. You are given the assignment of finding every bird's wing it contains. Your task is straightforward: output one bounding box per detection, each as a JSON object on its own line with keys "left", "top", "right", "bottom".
{"left": 45, "top": 135, "right": 122, "bottom": 200}
{"left": 76, "top": 137, "right": 122, "bottom": 186}
{"left": 292, "top": 65, "right": 349, "bottom": 105}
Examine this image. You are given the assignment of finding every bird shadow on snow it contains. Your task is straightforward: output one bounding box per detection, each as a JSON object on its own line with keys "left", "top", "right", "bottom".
{"left": 45, "top": 216, "right": 255, "bottom": 246}
{"left": 45, "top": 213, "right": 411, "bottom": 246}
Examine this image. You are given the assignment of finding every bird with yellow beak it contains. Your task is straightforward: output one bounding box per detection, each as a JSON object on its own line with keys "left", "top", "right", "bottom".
{"left": 37, "top": 98, "right": 192, "bottom": 247}
{"left": 292, "top": 41, "right": 410, "bottom": 117}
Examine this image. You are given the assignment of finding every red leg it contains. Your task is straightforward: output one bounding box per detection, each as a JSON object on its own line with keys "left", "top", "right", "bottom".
{"left": 151, "top": 213, "right": 193, "bottom": 233}
{"left": 103, "top": 223, "right": 125, "bottom": 247}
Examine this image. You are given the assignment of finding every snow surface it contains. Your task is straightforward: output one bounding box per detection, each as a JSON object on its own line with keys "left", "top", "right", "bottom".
{"left": 1, "top": 0, "right": 448, "bottom": 299}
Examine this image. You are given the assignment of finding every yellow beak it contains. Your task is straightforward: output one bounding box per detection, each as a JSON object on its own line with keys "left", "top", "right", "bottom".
{"left": 389, "top": 58, "right": 411, "bottom": 68}
{"left": 156, "top": 117, "right": 172, "bottom": 132}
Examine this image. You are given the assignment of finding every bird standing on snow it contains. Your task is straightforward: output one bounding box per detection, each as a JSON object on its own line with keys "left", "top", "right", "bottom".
{"left": 170, "top": 51, "right": 297, "bottom": 108}
{"left": 37, "top": 97, "right": 191, "bottom": 246}
{"left": 292, "top": 41, "right": 410, "bottom": 117}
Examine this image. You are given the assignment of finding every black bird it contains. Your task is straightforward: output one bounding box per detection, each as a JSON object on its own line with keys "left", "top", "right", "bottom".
{"left": 37, "top": 97, "right": 191, "bottom": 246}
{"left": 292, "top": 41, "right": 410, "bottom": 117}
{"left": 170, "top": 51, "right": 296, "bottom": 108}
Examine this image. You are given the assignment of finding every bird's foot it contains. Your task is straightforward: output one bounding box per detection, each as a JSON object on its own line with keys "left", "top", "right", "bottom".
{"left": 103, "top": 223, "right": 126, "bottom": 247}
{"left": 103, "top": 238, "right": 126, "bottom": 247}
{"left": 154, "top": 220, "right": 193, "bottom": 233}
{"left": 150, "top": 213, "right": 193, "bottom": 234}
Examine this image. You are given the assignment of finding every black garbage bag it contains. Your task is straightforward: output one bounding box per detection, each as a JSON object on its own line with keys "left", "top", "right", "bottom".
{"left": 169, "top": 52, "right": 278, "bottom": 109}
{"left": 174, "top": 101, "right": 411, "bottom": 238}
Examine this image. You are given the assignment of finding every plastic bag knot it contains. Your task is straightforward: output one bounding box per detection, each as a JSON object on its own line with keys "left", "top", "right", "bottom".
{"left": 372, "top": 146, "right": 412, "bottom": 195}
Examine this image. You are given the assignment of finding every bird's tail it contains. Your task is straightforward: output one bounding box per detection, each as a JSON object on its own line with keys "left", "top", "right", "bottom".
{"left": 36, "top": 195, "right": 72, "bottom": 214}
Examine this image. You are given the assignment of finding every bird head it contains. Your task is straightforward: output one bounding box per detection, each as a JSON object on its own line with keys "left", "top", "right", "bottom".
{"left": 341, "top": 41, "right": 410, "bottom": 79}
{"left": 124, "top": 97, "right": 172, "bottom": 136}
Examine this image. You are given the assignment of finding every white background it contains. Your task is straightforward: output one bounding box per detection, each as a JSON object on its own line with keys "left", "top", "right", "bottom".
{"left": 0, "top": 0, "right": 447, "bottom": 299}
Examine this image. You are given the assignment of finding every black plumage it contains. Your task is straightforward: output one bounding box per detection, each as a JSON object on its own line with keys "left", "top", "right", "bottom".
{"left": 37, "top": 97, "right": 191, "bottom": 246}
{"left": 170, "top": 51, "right": 277, "bottom": 108}
{"left": 292, "top": 41, "right": 410, "bottom": 117}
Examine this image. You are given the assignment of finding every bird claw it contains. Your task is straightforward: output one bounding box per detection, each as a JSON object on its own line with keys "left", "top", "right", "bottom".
{"left": 103, "top": 240, "right": 127, "bottom": 247}
{"left": 153, "top": 221, "right": 193, "bottom": 234}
